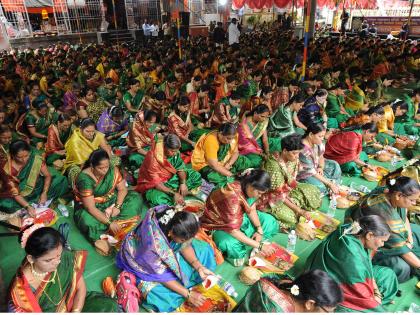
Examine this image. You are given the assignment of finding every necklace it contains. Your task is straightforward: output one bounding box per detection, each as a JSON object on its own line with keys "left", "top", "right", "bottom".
{"left": 31, "top": 264, "right": 57, "bottom": 284}
{"left": 42, "top": 273, "right": 63, "bottom": 306}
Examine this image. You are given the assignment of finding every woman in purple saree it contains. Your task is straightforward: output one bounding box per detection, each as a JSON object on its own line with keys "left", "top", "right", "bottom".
{"left": 116, "top": 205, "right": 216, "bottom": 312}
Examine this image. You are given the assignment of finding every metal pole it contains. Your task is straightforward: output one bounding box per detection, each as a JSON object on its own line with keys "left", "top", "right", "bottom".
{"left": 401, "top": 0, "right": 414, "bottom": 51}
{"left": 176, "top": 0, "right": 182, "bottom": 59}
{"left": 301, "top": 0, "right": 311, "bottom": 82}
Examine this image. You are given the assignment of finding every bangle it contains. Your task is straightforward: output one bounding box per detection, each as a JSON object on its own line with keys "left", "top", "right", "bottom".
{"left": 24, "top": 204, "right": 31, "bottom": 209}
{"left": 72, "top": 309, "right": 80, "bottom": 313}
{"left": 258, "top": 242, "right": 264, "bottom": 251}
{"left": 186, "top": 289, "right": 191, "bottom": 300}
{"left": 105, "top": 219, "right": 111, "bottom": 225}
{"left": 255, "top": 230, "right": 263, "bottom": 236}
{"left": 114, "top": 203, "right": 122, "bottom": 210}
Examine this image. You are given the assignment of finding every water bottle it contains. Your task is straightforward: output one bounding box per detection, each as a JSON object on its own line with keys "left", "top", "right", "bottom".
{"left": 287, "top": 230, "right": 297, "bottom": 253}
{"left": 57, "top": 204, "right": 69, "bottom": 217}
{"left": 327, "top": 195, "right": 337, "bottom": 217}
{"left": 219, "top": 279, "right": 238, "bottom": 298}
{"left": 391, "top": 155, "right": 397, "bottom": 168}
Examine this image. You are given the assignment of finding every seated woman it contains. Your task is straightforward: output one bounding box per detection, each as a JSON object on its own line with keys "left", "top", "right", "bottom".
{"left": 136, "top": 134, "right": 202, "bottom": 207}
{"left": 200, "top": 169, "right": 279, "bottom": 266}
{"left": 324, "top": 123, "right": 377, "bottom": 176}
{"left": 63, "top": 118, "right": 113, "bottom": 185}
{"left": 326, "top": 82, "right": 354, "bottom": 125}
{"left": 117, "top": 207, "right": 216, "bottom": 312}
{"left": 96, "top": 106, "right": 129, "bottom": 147}
{"left": 126, "top": 109, "right": 160, "bottom": 172}
{"left": 0, "top": 124, "right": 13, "bottom": 165}
{"left": 376, "top": 100, "right": 409, "bottom": 145}
{"left": 267, "top": 94, "right": 306, "bottom": 139}
{"left": 305, "top": 215, "right": 398, "bottom": 312}
{"left": 74, "top": 149, "right": 142, "bottom": 255}
{"left": 340, "top": 105, "right": 384, "bottom": 130}
{"left": 298, "top": 89, "right": 335, "bottom": 128}
{"left": 297, "top": 123, "right": 341, "bottom": 196}
{"left": 234, "top": 269, "right": 342, "bottom": 313}
{"left": 45, "top": 113, "right": 72, "bottom": 170}
{"left": 238, "top": 104, "right": 280, "bottom": 168}
{"left": 16, "top": 101, "right": 58, "bottom": 149}
{"left": 192, "top": 123, "right": 253, "bottom": 188}
{"left": 0, "top": 140, "right": 68, "bottom": 216}
{"left": 346, "top": 177, "right": 420, "bottom": 283}
{"left": 167, "top": 96, "right": 195, "bottom": 152}
{"left": 9, "top": 225, "right": 118, "bottom": 312}
{"left": 257, "top": 134, "right": 321, "bottom": 230}
{"left": 210, "top": 92, "right": 242, "bottom": 128}
{"left": 76, "top": 88, "right": 108, "bottom": 124}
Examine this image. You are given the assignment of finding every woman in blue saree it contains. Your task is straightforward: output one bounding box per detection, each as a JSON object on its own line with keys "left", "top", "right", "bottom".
{"left": 116, "top": 206, "right": 216, "bottom": 312}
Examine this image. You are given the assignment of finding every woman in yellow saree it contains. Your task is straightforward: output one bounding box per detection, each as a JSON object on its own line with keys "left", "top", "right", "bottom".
{"left": 9, "top": 226, "right": 118, "bottom": 312}
{"left": 63, "top": 118, "right": 113, "bottom": 186}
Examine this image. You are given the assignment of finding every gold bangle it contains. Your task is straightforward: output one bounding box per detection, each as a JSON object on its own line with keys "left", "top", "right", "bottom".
{"left": 72, "top": 308, "right": 80, "bottom": 312}
{"left": 114, "top": 203, "right": 122, "bottom": 210}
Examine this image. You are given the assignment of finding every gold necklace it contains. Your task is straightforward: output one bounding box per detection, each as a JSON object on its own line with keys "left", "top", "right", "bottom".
{"left": 41, "top": 273, "right": 63, "bottom": 306}
{"left": 31, "top": 264, "right": 57, "bottom": 284}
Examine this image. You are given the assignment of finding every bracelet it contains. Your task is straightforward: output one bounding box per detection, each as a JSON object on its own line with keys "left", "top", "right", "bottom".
{"left": 24, "top": 204, "right": 31, "bottom": 209}
{"left": 105, "top": 219, "right": 111, "bottom": 225}
{"left": 186, "top": 289, "right": 191, "bottom": 300}
{"left": 114, "top": 203, "right": 122, "bottom": 210}
{"left": 258, "top": 242, "right": 264, "bottom": 251}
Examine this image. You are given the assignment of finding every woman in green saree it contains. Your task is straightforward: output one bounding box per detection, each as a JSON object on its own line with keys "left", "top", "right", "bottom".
{"left": 326, "top": 82, "right": 355, "bottom": 125}
{"left": 267, "top": 94, "right": 306, "bottom": 140}
{"left": 305, "top": 215, "right": 399, "bottom": 312}
{"left": 0, "top": 140, "right": 69, "bottom": 215}
{"left": 257, "top": 134, "right": 321, "bottom": 230}
{"left": 191, "top": 123, "right": 253, "bottom": 188}
{"left": 136, "top": 134, "right": 202, "bottom": 207}
{"left": 74, "top": 149, "right": 142, "bottom": 255}
{"left": 238, "top": 105, "right": 281, "bottom": 168}
{"left": 200, "top": 169, "right": 279, "bottom": 266}
{"left": 345, "top": 177, "right": 420, "bottom": 283}
{"left": 234, "top": 269, "right": 342, "bottom": 313}
{"left": 9, "top": 226, "right": 118, "bottom": 312}
{"left": 16, "top": 101, "right": 58, "bottom": 148}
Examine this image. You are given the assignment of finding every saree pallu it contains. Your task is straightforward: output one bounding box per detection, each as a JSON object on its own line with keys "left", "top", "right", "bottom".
{"left": 9, "top": 250, "right": 118, "bottom": 312}
{"left": 63, "top": 91, "right": 79, "bottom": 113}
{"left": 326, "top": 93, "right": 354, "bottom": 124}
{"left": 96, "top": 110, "right": 128, "bottom": 147}
{"left": 116, "top": 205, "right": 216, "bottom": 312}
{"left": 305, "top": 226, "right": 398, "bottom": 312}
{"left": 233, "top": 278, "right": 295, "bottom": 312}
{"left": 16, "top": 111, "right": 58, "bottom": 145}
{"left": 297, "top": 97, "right": 325, "bottom": 127}
{"left": 346, "top": 193, "right": 420, "bottom": 283}
{"left": 267, "top": 105, "right": 295, "bottom": 139}
{"left": 237, "top": 117, "right": 267, "bottom": 155}
{"left": 259, "top": 156, "right": 321, "bottom": 229}
{"left": 74, "top": 166, "right": 142, "bottom": 242}
{"left": 324, "top": 131, "right": 363, "bottom": 165}
{"left": 345, "top": 85, "right": 366, "bottom": 112}
{"left": 298, "top": 144, "right": 342, "bottom": 195}
{"left": 45, "top": 124, "right": 70, "bottom": 166}
{"left": 63, "top": 129, "right": 105, "bottom": 172}
{"left": 210, "top": 100, "right": 231, "bottom": 128}
{"left": 167, "top": 112, "right": 193, "bottom": 152}
{"left": 0, "top": 152, "right": 68, "bottom": 213}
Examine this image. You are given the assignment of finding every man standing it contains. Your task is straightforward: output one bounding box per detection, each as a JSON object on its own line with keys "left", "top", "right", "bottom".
{"left": 340, "top": 9, "right": 349, "bottom": 36}
{"left": 213, "top": 22, "right": 225, "bottom": 48}
{"left": 228, "top": 18, "right": 240, "bottom": 47}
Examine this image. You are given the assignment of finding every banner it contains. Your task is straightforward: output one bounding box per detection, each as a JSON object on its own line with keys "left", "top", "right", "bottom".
{"left": 352, "top": 16, "right": 420, "bottom": 36}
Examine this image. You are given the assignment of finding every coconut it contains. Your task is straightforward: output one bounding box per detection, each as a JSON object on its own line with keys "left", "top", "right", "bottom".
{"left": 363, "top": 168, "right": 379, "bottom": 182}
{"left": 296, "top": 222, "right": 316, "bottom": 241}
{"left": 239, "top": 267, "right": 262, "bottom": 285}
{"left": 94, "top": 239, "right": 111, "bottom": 256}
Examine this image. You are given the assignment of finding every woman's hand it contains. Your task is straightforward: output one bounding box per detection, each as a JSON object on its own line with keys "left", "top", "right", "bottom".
{"left": 111, "top": 206, "right": 120, "bottom": 218}
{"left": 104, "top": 206, "right": 113, "bottom": 218}
{"left": 39, "top": 192, "right": 48, "bottom": 205}
{"left": 27, "top": 206, "right": 37, "bottom": 218}
{"left": 260, "top": 243, "right": 276, "bottom": 257}
{"left": 252, "top": 232, "right": 263, "bottom": 243}
{"left": 174, "top": 192, "right": 185, "bottom": 205}
{"left": 179, "top": 183, "right": 189, "bottom": 197}
{"left": 328, "top": 182, "right": 340, "bottom": 195}
{"left": 187, "top": 291, "right": 207, "bottom": 308}
{"left": 109, "top": 222, "right": 121, "bottom": 234}
{"left": 197, "top": 266, "right": 214, "bottom": 280}
{"left": 316, "top": 167, "right": 324, "bottom": 176}
{"left": 298, "top": 209, "right": 312, "bottom": 221}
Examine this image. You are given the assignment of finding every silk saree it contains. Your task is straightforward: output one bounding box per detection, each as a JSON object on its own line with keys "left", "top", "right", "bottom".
{"left": 305, "top": 225, "right": 398, "bottom": 312}
{"left": 9, "top": 250, "right": 118, "bottom": 312}
{"left": 136, "top": 137, "right": 202, "bottom": 207}
{"left": 116, "top": 205, "right": 216, "bottom": 312}
{"left": 45, "top": 124, "right": 71, "bottom": 166}
{"left": 258, "top": 156, "right": 321, "bottom": 229}
{"left": 0, "top": 151, "right": 68, "bottom": 213}
{"left": 74, "top": 166, "right": 142, "bottom": 242}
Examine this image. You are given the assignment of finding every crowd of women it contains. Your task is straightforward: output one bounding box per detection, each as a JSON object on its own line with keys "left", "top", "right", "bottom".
{"left": 0, "top": 20, "right": 419, "bottom": 312}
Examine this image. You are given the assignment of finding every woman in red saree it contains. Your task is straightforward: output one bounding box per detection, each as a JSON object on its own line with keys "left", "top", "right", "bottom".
{"left": 126, "top": 109, "right": 159, "bottom": 172}
{"left": 324, "top": 123, "right": 377, "bottom": 176}
{"left": 9, "top": 226, "right": 117, "bottom": 312}
{"left": 167, "top": 96, "right": 195, "bottom": 152}
{"left": 45, "top": 113, "right": 72, "bottom": 169}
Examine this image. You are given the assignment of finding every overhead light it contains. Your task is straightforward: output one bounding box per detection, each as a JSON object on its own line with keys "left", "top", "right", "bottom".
{"left": 219, "top": 0, "right": 227, "bottom": 6}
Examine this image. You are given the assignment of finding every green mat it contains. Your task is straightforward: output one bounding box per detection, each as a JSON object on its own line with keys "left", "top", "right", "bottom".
{"left": 0, "top": 158, "right": 418, "bottom": 312}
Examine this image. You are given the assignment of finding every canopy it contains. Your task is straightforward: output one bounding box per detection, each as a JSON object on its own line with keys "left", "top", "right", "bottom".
{"left": 0, "top": 0, "right": 83, "bottom": 12}
{"left": 231, "top": 0, "right": 411, "bottom": 10}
